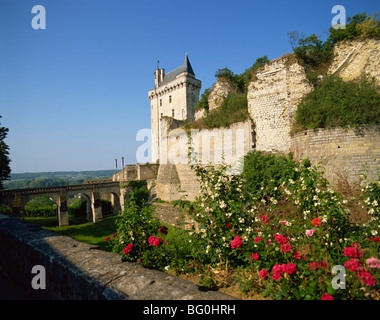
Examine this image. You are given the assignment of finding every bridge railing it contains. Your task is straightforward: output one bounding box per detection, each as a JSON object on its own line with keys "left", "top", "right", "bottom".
{"left": 0, "top": 181, "right": 122, "bottom": 196}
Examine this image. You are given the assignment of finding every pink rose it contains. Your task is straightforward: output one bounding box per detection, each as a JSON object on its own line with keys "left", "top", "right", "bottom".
{"left": 259, "top": 269, "right": 269, "bottom": 279}
{"left": 281, "top": 243, "right": 292, "bottom": 252}
{"left": 147, "top": 236, "right": 155, "bottom": 245}
{"left": 152, "top": 237, "right": 162, "bottom": 246}
{"left": 305, "top": 229, "right": 315, "bottom": 237}
{"left": 249, "top": 253, "right": 259, "bottom": 260}
{"left": 366, "top": 257, "right": 380, "bottom": 269}
{"left": 231, "top": 236, "right": 242, "bottom": 249}
{"left": 123, "top": 243, "right": 133, "bottom": 255}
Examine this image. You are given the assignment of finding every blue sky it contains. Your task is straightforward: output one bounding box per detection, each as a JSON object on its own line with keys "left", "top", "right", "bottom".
{"left": 0, "top": 0, "right": 378, "bottom": 173}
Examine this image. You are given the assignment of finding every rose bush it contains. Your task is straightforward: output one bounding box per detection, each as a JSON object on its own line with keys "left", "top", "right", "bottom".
{"left": 106, "top": 151, "right": 379, "bottom": 300}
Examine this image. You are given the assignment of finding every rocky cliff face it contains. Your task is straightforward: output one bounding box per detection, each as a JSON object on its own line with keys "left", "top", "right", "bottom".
{"left": 208, "top": 78, "right": 235, "bottom": 111}
{"left": 327, "top": 38, "right": 380, "bottom": 84}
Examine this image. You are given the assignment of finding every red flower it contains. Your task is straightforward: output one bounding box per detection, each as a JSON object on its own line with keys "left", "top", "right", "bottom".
{"left": 274, "top": 234, "right": 289, "bottom": 245}
{"left": 321, "top": 293, "right": 334, "bottom": 300}
{"left": 249, "top": 253, "right": 259, "bottom": 260}
{"left": 259, "top": 269, "right": 269, "bottom": 279}
{"left": 260, "top": 215, "right": 270, "bottom": 225}
{"left": 123, "top": 243, "right": 133, "bottom": 255}
{"left": 357, "top": 268, "right": 376, "bottom": 286}
{"left": 152, "top": 237, "right": 162, "bottom": 246}
{"left": 344, "top": 258, "right": 362, "bottom": 272}
{"left": 344, "top": 245, "right": 363, "bottom": 258}
{"left": 112, "top": 233, "right": 117, "bottom": 238}
{"left": 226, "top": 223, "right": 231, "bottom": 229}
{"left": 158, "top": 226, "right": 169, "bottom": 235}
{"left": 230, "top": 236, "right": 242, "bottom": 249}
{"left": 254, "top": 237, "right": 262, "bottom": 243}
{"left": 148, "top": 236, "right": 155, "bottom": 245}
{"left": 104, "top": 237, "right": 110, "bottom": 242}
{"left": 311, "top": 218, "right": 322, "bottom": 227}
{"left": 284, "top": 263, "right": 297, "bottom": 275}
{"left": 281, "top": 243, "right": 292, "bottom": 252}
{"left": 370, "top": 236, "right": 380, "bottom": 243}
{"left": 272, "top": 264, "right": 283, "bottom": 280}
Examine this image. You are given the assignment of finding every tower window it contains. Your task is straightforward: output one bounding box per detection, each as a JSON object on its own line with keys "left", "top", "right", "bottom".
{"left": 169, "top": 96, "right": 172, "bottom": 103}
{"left": 161, "top": 113, "right": 163, "bottom": 118}
{"left": 160, "top": 99, "right": 162, "bottom": 107}
{"left": 172, "top": 109, "right": 175, "bottom": 117}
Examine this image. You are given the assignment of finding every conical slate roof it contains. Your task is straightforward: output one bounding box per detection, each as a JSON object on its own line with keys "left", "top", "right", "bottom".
{"left": 159, "top": 54, "right": 195, "bottom": 86}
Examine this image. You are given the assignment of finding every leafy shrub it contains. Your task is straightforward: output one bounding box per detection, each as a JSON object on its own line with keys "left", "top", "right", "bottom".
{"left": 202, "top": 93, "right": 248, "bottom": 129}
{"left": 241, "top": 151, "right": 297, "bottom": 197}
{"left": 108, "top": 194, "right": 161, "bottom": 263}
{"left": 24, "top": 196, "right": 57, "bottom": 217}
{"left": 328, "top": 12, "right": 380, "bottom": 44}
{"left": 105, "top": 153, "right": 380, "bottom": 299}
{"left": 128, "top": 180, "right": 150, "bottom": 206}
{"left": 290, "top": 12, "right": 380, "bottom": 84}
{"left": 292, "top": 75, "right": 380, "bottom": 134}
{"left": 194, "top": 87, "right": 212, "bottom": 112}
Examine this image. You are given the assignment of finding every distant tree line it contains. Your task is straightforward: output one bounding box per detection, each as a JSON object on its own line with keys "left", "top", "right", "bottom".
{"left": 3, "top": 175, "right": 113, "bottom": 190}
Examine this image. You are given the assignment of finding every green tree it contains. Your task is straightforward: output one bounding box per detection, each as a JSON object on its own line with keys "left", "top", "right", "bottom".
{"left": 0, "top": 116, "right": 11, "bottom": 189}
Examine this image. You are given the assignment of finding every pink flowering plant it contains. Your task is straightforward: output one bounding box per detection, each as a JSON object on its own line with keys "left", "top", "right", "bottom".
{"left": 106, "top": 151, "right": 379, "bottom": 300}
{"left": 180, "top": 151, "right": 380, "bottom": 299}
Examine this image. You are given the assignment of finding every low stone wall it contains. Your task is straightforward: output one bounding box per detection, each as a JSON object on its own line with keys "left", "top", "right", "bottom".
{"left": 291, "top": 126, "right": 380, "bottom": 185}
{"left": 0, "top": 214, "right": 235, "bottom": 300}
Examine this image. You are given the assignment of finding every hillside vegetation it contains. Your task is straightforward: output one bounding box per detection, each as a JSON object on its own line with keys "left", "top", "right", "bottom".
{"left": 190, "top": 12, "right": 380, "bottom": 131}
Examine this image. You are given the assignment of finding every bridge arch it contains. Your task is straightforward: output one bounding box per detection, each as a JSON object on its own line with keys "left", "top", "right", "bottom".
{"left": 0, "top": 181, "right": 125, "bottom": 226}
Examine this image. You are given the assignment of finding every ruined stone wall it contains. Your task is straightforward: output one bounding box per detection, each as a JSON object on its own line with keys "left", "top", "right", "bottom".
{"left": 156, "top": 119, "right": 253, "bottom": 202}
{"left": 247, "top": 55, "right": 312, "bottom": 153}
{"left": 291, "top": 126, "right": 380, "bottom": 185}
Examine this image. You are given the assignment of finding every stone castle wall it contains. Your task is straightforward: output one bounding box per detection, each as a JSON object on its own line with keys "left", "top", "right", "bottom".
{"left": 156, "top": 118, "right": 253, "bottom": 201}
{"left": 247, "top": 55, "right": 312, "bottom": 153}
{"left": 154, "top": 39, "right": 380, "bottom": 201}
{"left": 291, "top": 126, "right": 380, "bottom": 185}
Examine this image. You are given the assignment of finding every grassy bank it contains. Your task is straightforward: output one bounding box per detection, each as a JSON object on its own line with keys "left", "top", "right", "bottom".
{"left": 25, "top": 215, "right": 118, "bottom": 252}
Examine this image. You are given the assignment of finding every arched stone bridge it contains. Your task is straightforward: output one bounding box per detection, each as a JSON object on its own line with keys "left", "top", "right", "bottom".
{"left": 0, "top": 181, "right": 126, "bottom": 227}
{"left": 0, "top": 164, "right": 159, "bottom": 227}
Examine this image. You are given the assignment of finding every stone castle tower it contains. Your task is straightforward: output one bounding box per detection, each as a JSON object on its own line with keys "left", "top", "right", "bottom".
{"left": 148, "top": 54, "right": 201, "bottom": 163}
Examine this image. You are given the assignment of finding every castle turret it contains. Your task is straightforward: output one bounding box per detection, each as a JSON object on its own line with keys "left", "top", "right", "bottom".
{"left": 148, "top": 54, "right": 202, "bottom": 163}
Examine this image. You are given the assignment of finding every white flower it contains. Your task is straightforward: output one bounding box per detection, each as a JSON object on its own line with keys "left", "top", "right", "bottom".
{"left": 371, "top": 230, "right": 378, "bottom": 236}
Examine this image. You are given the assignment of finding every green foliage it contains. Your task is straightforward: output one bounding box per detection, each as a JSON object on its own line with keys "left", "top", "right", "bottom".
{"left": 68, "top": 197, "right": 87, "bottom": 217}
{"left": 290, "top": 12, "right": 380, "bottom": 84}
{"left": 189, "top": 56, "right": 268, "bottom": 129}
{"left": 328, "top": 12, "right": 380, "bottom": 44}
{"left": 241, "top": 151, "right": 297, "bottom": 197}
{"left": 214, "top": 67, "right": 235, "bottom": 81}
{"left": 109, "top": 194, "right": 161, "bottom": 262}
{"left": 293, "top": 34, "right": 333, "bottom": 83}
{"left": 214, "top": 56, "right": 269, "bottom": 94}
{"left": 0, "top": 115, "right": 11, "bottom": 190}
{"left": 127, "top": 180, "right": 150, "bottom": 207}
{"left": 24, "top": 196, "right": 57, "bottom": 217}
{"left": 194, "top": 87, "right": 212, "bottom": 112}
{"left": 202, "top": 93, "right": 248, "bottom": 129}
{"left": 4, "top": 170, "right": 115, "bottom": 190}
{"left": 292, "top": 75, "right": 380, "bottom": 133}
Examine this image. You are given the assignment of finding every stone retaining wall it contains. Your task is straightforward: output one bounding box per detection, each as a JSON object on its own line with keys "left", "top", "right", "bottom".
{"left": 291, "top": 126, "right": 380, "bottom": 185}
{"left": 0, "top": 214, "right": 235, "bottom": 300}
